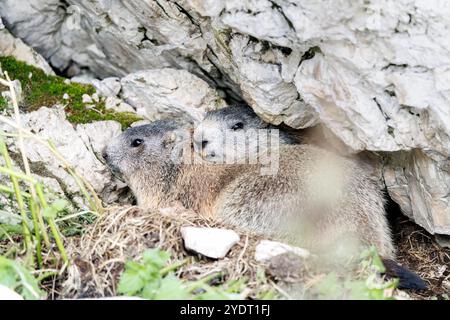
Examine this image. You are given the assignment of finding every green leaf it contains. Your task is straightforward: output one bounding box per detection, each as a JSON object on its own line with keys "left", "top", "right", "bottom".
{"left": 195, "top": 286, "right": 241, "bottom": 300}
{"left": 117, "top": 263, "right": 146, "bottom": 295}
{"left": 345, "top": 280, "right": 371, "bottom": 300}
{"left": 142, "top": 249, "right": 170, "bottom": 269}
{"left": 140, "top": 281, "right": 160, "bottom": 299}
{"left": 0, "top": 267, "right": 17, "bottom": 288}
{"left": 0, "top": 257, "right": 44, "bottom": 300}
{"left": 118, "top": 249, "right": 247, "bottom": 301}
{"left": 153, "top": 275, "right": 191, "bottom": 300}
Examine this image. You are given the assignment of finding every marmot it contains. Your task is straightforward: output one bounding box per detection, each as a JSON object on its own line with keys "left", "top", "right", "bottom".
{"left": 104, "top": 117, "right": 425, "bottom": 289}
{"left": 196, "top": 104, "right": 341, "bottom": 155}
{"left": 104, "top": 119, "right": 393, "bottom": 258}
{"left": 199, "top": 104, "right": 303, "bottom": 145}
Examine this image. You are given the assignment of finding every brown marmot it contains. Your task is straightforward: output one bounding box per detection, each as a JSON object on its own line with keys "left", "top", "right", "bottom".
{"left": 199, "top": 104, "right": 304, "bottom": 145}
{"left": 104, "top": 116, "right": 426, "bottom": 289}
{"left": 104, "top": 119, "right": 394, "bottom": 260}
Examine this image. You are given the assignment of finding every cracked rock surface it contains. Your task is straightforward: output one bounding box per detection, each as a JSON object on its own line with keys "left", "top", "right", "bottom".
{"left": 1, "top": 107, "right": 127, "bottom": 208}
{"left": 0, "top": 17, "right": 54, "bottom": 74}
{"left": 1, "top": 0, "right": 450, "bottom": 235}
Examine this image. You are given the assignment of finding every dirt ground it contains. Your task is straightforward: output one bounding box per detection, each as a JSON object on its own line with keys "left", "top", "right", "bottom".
{"left": 56, "top": 203, "right": 450, "bottom": 300}
{"left": 389, "top": 201, "right": 450, "bottom": 299}
{"left": 3, "top": 201, "right": 450, "bottom": 300}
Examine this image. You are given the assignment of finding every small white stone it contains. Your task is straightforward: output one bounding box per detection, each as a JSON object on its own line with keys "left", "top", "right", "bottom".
{"left": 64, "top": 79, "right": 71, "bottom": 85}
{"left": 105, "top": 96, "right": 135, "bottom": 113}
{"left": 82, "top": 94, "right": 93, "bottom": 104}
{"left": 62, "top": 93, "right": 69, "bottom": 100}
{"left": 181, "top": 227, "right": 240, "bottom": 259}
{"left": 92, "top": 77, "right": 122, "bottom": 97}
{"left": 254, "top": 240, "right": 310, "bottom": 262}
{"left": 104, "top": 96, "right": 120, "bottom": 108}
{"left": 0, "top": 285, "right": 24, "bottom": 300}
{"left": 92, "top": 92, "right": 100, "bottom": 103}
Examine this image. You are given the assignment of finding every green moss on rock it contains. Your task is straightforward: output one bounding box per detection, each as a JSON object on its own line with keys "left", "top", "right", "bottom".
{"left": 0, "top": 56, "right": 141, "bottom": 128}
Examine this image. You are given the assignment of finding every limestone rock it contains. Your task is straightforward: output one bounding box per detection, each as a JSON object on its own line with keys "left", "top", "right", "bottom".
{"left": 181, "top": 226, "right": 240, "bottom": 259}
{"left": 0, "top": 155, "right": 67, "bottom": 217}
{"left": 384, "top": 150, "right": 450, "bottom": 235}
{"left": 0, "top": 0, "right": 210, "bottom": 79}
{"left": 130, "top": 120, "right": 152, "bottom": 127}
{"left": 1, "top": 107, "right": 124, "bottom": 207}
{"left": 0, "top": 17, "right": 54, "bottom": 75}
{"left": 120, "top": 69, "right": 226, "bottom": 123}
{"left": 92, "top": 77, "right": 122, "bottom": 97}
{"left": 104, "top": 96, "right": 135, "bottom": 113}
{"left": 436, "top": 235, "right": 450, "bottom": 249}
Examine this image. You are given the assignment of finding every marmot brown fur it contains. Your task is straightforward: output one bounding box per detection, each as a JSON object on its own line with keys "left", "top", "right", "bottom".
{"left": 104, "top": 119, "right": 394, "bottom": 261}
{"left": 104, "top": 116, "right": 427, "bottom": 289}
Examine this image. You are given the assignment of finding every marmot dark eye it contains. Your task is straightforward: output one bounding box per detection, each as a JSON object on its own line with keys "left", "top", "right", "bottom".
{"left": 131, "top": 139, "right": 144, "bottom": 147}
{"left": 231, "top": 122, "right": 244, "bottom": 130}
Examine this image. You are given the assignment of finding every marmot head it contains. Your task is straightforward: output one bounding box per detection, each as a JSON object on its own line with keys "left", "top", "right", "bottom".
{"left": 103, "top": 120, "right": 192, "bottom": 182}
{"left": 193, "top": 104, "right": 276, "bottom": 163}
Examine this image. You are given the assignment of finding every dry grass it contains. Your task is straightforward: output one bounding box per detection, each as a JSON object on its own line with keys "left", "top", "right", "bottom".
{"left": 35, "top": 203, "right": 450, "bottom": 300}
{"left": 393, "top": 216, "right": 450, "bottom": 299}
{"left": 56, "top": 204, "right": 283, "bottom": 299}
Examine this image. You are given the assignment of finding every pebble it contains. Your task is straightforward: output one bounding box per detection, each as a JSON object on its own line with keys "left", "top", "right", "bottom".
{"left": 181, "top": 227, "right": 240, "bottom": 259}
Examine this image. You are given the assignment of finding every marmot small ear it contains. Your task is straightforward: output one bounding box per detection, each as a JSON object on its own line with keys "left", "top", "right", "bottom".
{"left": 162, "top": 130, "right": 189, "bottom": 148}
{"left": 162, "top": 132, "right": 177, "bottom": 148}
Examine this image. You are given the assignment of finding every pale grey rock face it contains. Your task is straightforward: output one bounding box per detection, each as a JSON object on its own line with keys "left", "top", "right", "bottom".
{"left": 92, "top": 77, "right": 121, "bottom": 97}
{"left": 120, "top": 68, "right": 226, "bottom": 123}
{"left": 1, "top": 107, "right": 125, "bottom": 208}
{"left": 384, "top": 150, "right": 450, "bottom": 235}
{"left": 0, "top": 17, "right": 54, "bottom": 75}
{"left": 1, "top": 0, "right": 450, "bottom": 236}
{"left": 104, "top": 96, "right": 135, "bottom": 113}
{"left": 90, "top": 69, "right": 226, "bottom": 122}
{"left": 0, "top": 0, "right": 214, "bottom": 81}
